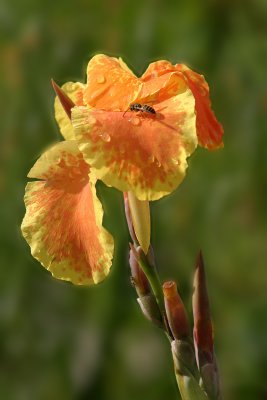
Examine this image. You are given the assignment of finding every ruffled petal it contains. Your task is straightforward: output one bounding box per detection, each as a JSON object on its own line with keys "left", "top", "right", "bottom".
{"left": 21, "top": 141, "right": 114, "bottom": 285}
{"left": 138, "top": 71, "right": 187, "bottom": 104}
{"left": 83, "top": 54, "right": 142, "bottom": 111}
{"left": 142, "top": 61, "right": 224, "bottom": 150}
{"left": 175, "top": 64, "right": 223, "bottom": 150}
{"left": 72, "top": 86, "right": 197, "bottom": 201}
{"left": 141, "top": 60, "right": 177, "bottom": 81}
{"left": 54, "top": 82, "right": 85, "bottom": 140}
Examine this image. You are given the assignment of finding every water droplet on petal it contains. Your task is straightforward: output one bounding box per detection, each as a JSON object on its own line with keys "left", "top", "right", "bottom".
{"left": 96, "top": 75, "right": 106, "bottom": 84}
{"left": 156, "top": 160, "right": 161, "bottom": 168}
{"left": 130, "top": 117, "right": 141, "bottom": 126}
{"left": 99, "top": 132, "right": 111, "bottom": 142}
{"left": 148, "top": 154, "right": 155, "bottom": 164}
{"left": 171, "top": 158, "right": 180, "bottom": 165}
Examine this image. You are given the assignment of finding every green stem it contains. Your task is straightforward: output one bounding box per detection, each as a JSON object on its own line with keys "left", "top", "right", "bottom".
{"left": 134, "top": 249, "right": 210, "bottom": 399}
{"left": 138, "top": 254, "right": 165, "bottom": 316}
{"left": 175, "top": 372, "right": 208, "bottom": 400}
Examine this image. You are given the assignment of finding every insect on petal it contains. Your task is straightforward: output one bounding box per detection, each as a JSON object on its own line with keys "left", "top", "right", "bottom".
{"left": 142, "top": 60, "right": 224, "bottom": 150}
{"left": 72, "top": 85, "right": 197, "bottom": 201}
{"left": 21, "top": 141, "right": 114, "bottom": 285}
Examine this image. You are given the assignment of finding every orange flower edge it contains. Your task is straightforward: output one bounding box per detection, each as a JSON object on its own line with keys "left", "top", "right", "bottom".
{"left": 142, "top": 60, "right": 224, "bottom": 150}
{"left": 21, "top": 141, "right": 114, "bottom": 285}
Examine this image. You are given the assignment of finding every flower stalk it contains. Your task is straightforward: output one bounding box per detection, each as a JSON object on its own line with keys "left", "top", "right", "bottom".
{"left": 125, "top": 196, "right": 221, "bottom": 400}
{"left": 172, "top": 339, "right": 208, "bottom": 400}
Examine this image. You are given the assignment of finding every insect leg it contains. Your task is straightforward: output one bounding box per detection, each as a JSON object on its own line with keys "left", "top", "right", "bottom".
{"left": 123, "top": 107, "right": 130, "bottom": 118}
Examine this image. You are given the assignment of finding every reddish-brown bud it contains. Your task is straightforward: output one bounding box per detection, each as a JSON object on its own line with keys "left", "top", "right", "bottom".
{"left": 163, "top": 281, "right": 190, "bottom": 340}
{"left": 129, "top": 247, "right": 150, "bottom": 297}
{"left": 192, "top": 251, "right": 213, "bottom": 365}
{"left": 51, "top": 79, "right": 75, "bottom": 120}
{"left": 193, "top": 251, "right": 222, "bottom": 399}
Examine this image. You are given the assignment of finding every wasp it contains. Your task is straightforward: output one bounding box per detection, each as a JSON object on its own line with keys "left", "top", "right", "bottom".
{"left": 123, "top": 103, "right": 156, "bottom": 117}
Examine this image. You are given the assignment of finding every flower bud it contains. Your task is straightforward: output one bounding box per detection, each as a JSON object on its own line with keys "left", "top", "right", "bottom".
{"left": 193, "top": 251, "right": 222, "bottom": 399}
{"left": 129, "top": 246, "right": 163, "bottom": 328}
{"left": 137, "top": 294, "right": 163, "bottom": 328}
{"left": 192, "top": 251, "right": 213, "bottom": 366}
{"left": 163, "top": 281, "right": 190, "bottom": 340}
{"left": 129, "top": 248, "right": 150, "bottom": 297}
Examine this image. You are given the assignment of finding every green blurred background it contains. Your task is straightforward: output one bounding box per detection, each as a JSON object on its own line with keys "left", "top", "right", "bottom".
{"left": 1, "top": 0, "right": 267, "bottom": 399}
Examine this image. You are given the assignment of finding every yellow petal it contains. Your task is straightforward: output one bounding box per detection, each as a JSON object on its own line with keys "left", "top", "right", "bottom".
{"left": 21, "top": 140, "right": 114, "bottom": 285}
{"left": 54, "top": 82, "right": 85, "bottom": 140}
{"left": 127, "top": 191, "right": 151, "bottom": 254}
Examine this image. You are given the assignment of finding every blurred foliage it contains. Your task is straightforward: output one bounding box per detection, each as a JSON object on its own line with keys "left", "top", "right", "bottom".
{"left": 1, "top": 0, "right": 267, "bottom": 399}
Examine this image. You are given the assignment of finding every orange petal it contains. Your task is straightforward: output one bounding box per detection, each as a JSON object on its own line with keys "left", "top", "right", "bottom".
{"left": 138, "top": 71, "right": 187, "bottom": 104}
{"left": 72, "top": 86, "right": 197, "bottom": 201}
{"left": 83, "top": 54, "right": 142, "bottom": 111}
{"left": 142, "top": 60, "right": 224, "bottom": 150}
{"left": 176, "top": 64, "right": 224, "bottom": 150}
{"left": 54, "top": 82, "right": 85, "bottom": 140}
{"left": 21, "top": 141, "right": 114, "bottom": 285}
{"left": 141, "top": 60, "right": 177, "bottom": 81}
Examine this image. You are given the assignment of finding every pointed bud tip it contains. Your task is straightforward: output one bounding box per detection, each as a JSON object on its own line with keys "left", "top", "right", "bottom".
{"left": 193, "top": 250, "right": 213, "bottom": 362}
{"left": 51, "top": 79, "right": 63, "bottom": 97}
{"left": 196, "top": 250, "right": 205, "bottom": 272}
{"left": 51, "top": 78, "right": 75, "bottom": 120}
{"left": 51, "top": 78, "right": 57, "bottom": 89}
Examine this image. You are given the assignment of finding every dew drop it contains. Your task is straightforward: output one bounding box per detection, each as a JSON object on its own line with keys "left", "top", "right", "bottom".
{"left": 99, "top": 132, "right": 111, "bottom": 142}
{"left": 148, "top": 154, "right": 155, "bottom": 164}
{"left": 171, "top": 158, "right": 180, "bottom": 165}
{"left": 96, "top": 75, "right": 106, "bottom": 84}
{"left": 130, "top": 116, "right": 141, "bottom": 126}
{"left": 156, "top": 160, "right": 161, "bottom": 168}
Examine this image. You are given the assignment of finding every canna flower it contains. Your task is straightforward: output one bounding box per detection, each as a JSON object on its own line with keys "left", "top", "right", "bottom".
{"left": 71, "top": 55, "right": 223, "bottom": 201}
{"left": 22, "top": 54, "right": 223, "bottom": 285}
